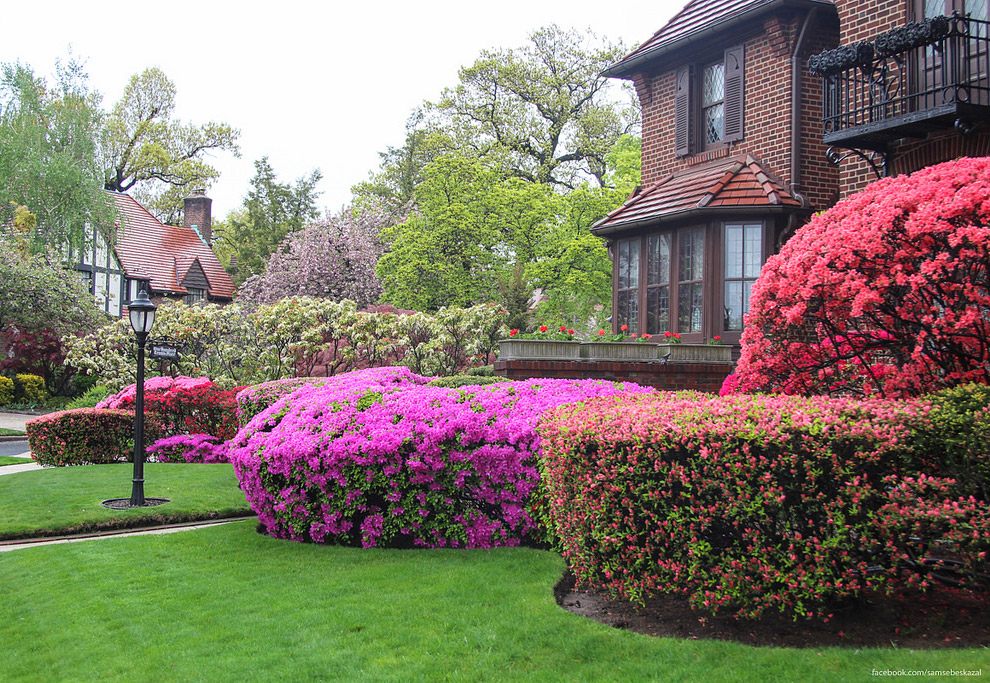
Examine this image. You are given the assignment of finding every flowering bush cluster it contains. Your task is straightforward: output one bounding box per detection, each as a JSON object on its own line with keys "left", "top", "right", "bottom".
{"left": 97, "top": 376, "right": 240, "bottom": 442}
{"left": 235, "top": 377, "right": 334, "bottom": 426}
{"left": 64, "top": 298, "right": 508, "bottom": 390}
{"left": 734, "top": 157, "right": 990, "bottom": 398}
{"left": 508, "top": 325, "right": 576, "bottom": 340}
{"left": 26, "top": 408, "right": 162, "bottom": 466}
{"left": 227, "top": 366, "right": 652, "bottom": 549}
{"left": 539, "top": 392, "right": 990, "bottom": 620}
{"left": 148, "top": 434, "right": 229, "bottom": 464}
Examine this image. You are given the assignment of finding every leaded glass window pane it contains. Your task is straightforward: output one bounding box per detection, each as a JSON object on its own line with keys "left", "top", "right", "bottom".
{"left": 617, "top": 290, "right": 638, "bottom": 332}
{"left": 724, "top": 223, "right": 763, "bottom": 331}
{"left": 678, "top": 228, "right": 704, "bottom": 282}
{"left": 647, "top": 285, "right": 670, "bottom": 334}
{"left": 704, "top": 104, "right": 724, "bottom": 144}
{"left": 703, "top": 63, "right": 724, "bottom": 106}
{"left": 618, "top": 238, "right": 639, "bottom": 290}
{"left": 678, "top": 282, "right": 704, "bottom": 333}
{"left": 647, "top": 233, "right": 670, "bottom": 285}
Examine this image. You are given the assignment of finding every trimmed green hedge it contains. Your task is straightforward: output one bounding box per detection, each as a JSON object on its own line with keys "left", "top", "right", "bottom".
{"left": 26, "top": 408, "right": 163, "bottom": 466}
{"left": 14, "top": 374, "right": 46, "bottom": 403}
{"left": 426, "top": 375, "right": 513, "bottom": 389}
{"left": 0, "top": 376, "right": 13, "bottom": 405}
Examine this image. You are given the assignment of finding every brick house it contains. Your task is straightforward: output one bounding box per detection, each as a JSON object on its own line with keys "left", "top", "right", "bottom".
{"left": 593, "top": 0, "right": 990, "bottom": 346}
{"left": 70, "top": 190, "right": 235, "bottom": 315}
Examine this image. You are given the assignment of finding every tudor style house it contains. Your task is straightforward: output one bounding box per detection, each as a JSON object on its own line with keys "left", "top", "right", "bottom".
{"left": 595, "top": 0, "right": 990, "bottom": 344}
{"left": 69, "top": 190, "right": 235, "bottom": 316}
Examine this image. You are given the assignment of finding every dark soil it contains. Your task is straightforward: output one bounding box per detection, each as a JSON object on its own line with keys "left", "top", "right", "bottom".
{"left": 555, "top": 572, "right": 990, "bottom": 649}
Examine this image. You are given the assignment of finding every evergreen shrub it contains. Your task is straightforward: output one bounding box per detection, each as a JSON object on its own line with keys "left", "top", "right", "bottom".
{"left": 14, "top": 373, "right": 46, "bottom": 403}
{"left": 0, "top": 376, "right": 13, "bottom": 405}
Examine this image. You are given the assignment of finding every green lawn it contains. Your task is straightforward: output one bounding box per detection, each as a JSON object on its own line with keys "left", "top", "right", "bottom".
{"left": 0, "top": 463, "right": 252, "bottom": 540}
{"left": 0, "top": 465, "right": 987, "bottom": 680}
{"left": 0, "top": 521, "right": 987, "bottom": 681}
{"left": 0, "top": 456, "right": 31, "bottom": 467}
{"left": 0, "top": 428, "right": 25, "bottom": 436}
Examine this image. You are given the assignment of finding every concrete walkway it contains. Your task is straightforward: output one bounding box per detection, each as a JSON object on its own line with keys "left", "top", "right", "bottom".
{"left": 0, "top": 411, "right": 39, "bottom": 474}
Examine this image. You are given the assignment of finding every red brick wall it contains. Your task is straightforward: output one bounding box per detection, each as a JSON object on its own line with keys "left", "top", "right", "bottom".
{"left": 635, "top": 10, "right": 839, "bottom": 214}
{"left": 831, "top": 0, "right": 909, "bottom": 196}
{"left": 494, "top": 359, "right": 732, "bottom": 393}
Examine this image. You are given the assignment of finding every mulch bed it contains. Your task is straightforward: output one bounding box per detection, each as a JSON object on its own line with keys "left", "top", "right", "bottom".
{"left": 555, "top": 572, "right": 990, "bottom": 649}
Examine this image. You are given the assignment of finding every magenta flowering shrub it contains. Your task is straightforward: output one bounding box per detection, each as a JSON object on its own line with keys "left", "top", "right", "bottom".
{"left": 234, "top": 377, "right": 334, "bottom": 426}
{"left": 227, "top": 366, "right": 651, "bottom": 549}
{"left": 734, "top": 157, "right": 990, "bottom": 398}
{"left": 148, "top": 433, "right": 229, "bottom": 464}
{"left": 537, "top": 392, "right": 990, "bottom": 620}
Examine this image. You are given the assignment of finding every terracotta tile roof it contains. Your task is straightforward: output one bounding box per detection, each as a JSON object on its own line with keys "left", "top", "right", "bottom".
{"left": 592, "top": 154, "right": 804, "bottom": 234}
{"left": 605, "top": 0, "right": 833, "bottom": 77}
{"left": 109, "top": 192, "right": 235, "bottom": 300}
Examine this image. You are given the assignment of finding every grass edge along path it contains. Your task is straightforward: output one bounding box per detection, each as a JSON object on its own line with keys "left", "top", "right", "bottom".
{"left": 1, "top": 521, "right": 988, "bottom": 681}
{"left": 0, "top": 456, "right": 32, "bottom": 467}
{"left": 0, "top": 463, "right": 252, "bottom": 540}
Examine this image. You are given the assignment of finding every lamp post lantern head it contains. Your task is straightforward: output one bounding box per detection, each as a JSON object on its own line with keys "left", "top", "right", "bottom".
{"left": 128, "top": 289, "right": 157, "bottom": 337}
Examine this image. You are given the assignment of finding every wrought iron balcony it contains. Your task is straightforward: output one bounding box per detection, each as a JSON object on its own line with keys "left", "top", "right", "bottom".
{"left": 810, "top": 14, "right": 990, "bottom": 151}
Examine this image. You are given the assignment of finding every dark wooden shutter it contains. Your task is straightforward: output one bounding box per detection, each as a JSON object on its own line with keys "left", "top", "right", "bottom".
{"left": 723, "top": 45, "right": 745, "bottom": 142}
{"left": 674, "top": 65, "right": 692, "bottom": 156}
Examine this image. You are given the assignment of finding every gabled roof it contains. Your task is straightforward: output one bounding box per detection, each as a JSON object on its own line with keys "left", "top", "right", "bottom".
{"left": 109, "top": 192, "right": 235, "bottom": 300}
{"left": 592, "top": 154, "right": 805, "bottom": 235}
{"left": 605, "top": 0, "right": 834, "bottom": 77}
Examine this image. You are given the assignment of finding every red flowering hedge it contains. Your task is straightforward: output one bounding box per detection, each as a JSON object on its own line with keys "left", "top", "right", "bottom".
{"left": 734, "top": 156, "right": 990, "bottom": 398}
{"left": 539, "top": 392, "right": 990, "bottom": 621}
{"left": 26, "top": 408, "right": 163, "bottom": 466}
{"left": 98, "top": 376, "right": 240, "bottom": 441}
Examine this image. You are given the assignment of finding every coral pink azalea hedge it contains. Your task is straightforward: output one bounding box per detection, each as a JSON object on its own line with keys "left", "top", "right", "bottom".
{"left": 733, "top": 156, "right": 990, "bottom": 398}
{"left": 226, "top": 366, "right": 652, "bottom": 549}
{"left": 539, "top": 392, "right": 990, "bottom": 620}
{"left": 26, "top": 408, "right": 163, "bottom": 466}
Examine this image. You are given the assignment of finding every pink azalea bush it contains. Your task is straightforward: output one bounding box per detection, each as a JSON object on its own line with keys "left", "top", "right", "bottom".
{"left": 235, "top": 377, "right": 335, "bottom": 426}
{"left": 227, "top": 366, "right": 652, "bottom": 549}
{"left": 733, "top": 157, "right": 990, "bottom": 398}
{"left": 539, "top": 392, "right": 990, "bottom": 621}
{"left": 148, "top": 433, "right": 229, "bottom": 464}
{"left": 96, "top": 376, "right": 213, "bottom": 409}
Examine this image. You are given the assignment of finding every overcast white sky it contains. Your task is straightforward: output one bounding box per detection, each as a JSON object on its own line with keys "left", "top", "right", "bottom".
{"left": 2, "top": 1, "right": 682, "bottom": 220}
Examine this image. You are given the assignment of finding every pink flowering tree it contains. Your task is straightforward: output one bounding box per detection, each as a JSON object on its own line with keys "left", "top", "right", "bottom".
{"left": 734, "top": 157, "right": 990, "bottom": 398}
{"left": 237, "top": 202, "right": 401, "bottom": 307}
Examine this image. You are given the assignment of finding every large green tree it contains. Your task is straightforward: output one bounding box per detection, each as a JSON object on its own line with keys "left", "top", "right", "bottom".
{"left": 215, "top": 156, "right": 322, "bottom": 285}
{"left": 376, "top": 154, "right": 621, "bottom": 326}
{"left": 0, "top": 59, "right": 116, "bottom": 251}
{"left": 430, "top": 24, "right": 638, "bottom": 189}
{"left": 100, "top": 67, "right": 240, "bottom": 223}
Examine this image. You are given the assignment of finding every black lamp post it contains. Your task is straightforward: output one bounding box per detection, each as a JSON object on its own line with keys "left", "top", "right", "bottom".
{"left": 128, "top": 289, "right": 157, "bottom": 506}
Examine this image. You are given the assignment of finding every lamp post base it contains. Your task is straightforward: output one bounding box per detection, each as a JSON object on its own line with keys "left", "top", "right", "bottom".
{"left": 101, "top": 498, "right": 170, "bottom": 510}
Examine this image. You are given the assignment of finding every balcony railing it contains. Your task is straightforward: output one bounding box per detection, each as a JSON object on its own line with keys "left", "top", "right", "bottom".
{"left": 810, "top": 14, "right": 990, "bottom": 149}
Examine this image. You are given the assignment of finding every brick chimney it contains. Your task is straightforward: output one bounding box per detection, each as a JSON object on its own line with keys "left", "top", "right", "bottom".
{"left": 183, "top": 189, "right": 213, "bottom": 246}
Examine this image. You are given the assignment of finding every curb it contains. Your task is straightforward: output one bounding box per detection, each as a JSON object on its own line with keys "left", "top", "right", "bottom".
{"left": 0, "top": 436, "right": 27, "bottom": 443}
